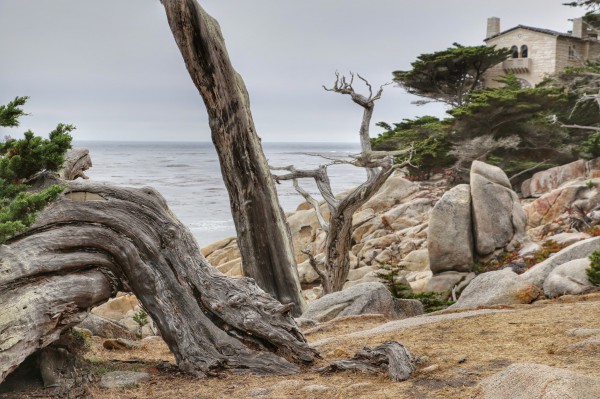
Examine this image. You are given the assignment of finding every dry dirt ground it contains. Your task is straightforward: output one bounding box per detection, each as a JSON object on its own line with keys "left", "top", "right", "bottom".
{"left": 5, "top": 293, "right": 600, "bottom": 399}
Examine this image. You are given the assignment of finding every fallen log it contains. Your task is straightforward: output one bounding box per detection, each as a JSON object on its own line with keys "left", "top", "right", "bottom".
{"left": 316, "top": 341, "right": 416, "bottom": 382}
{"left": 0, "top": 180, "right": 317, "bottom": 385}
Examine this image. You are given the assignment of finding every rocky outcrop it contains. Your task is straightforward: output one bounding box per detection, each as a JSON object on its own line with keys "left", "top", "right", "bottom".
{"left": 543, "top": 258, "right": 596, "bottom": 298}
{"left": 301, "top": 282, "right": 423, "bottom": 322}
{"left": 476, "top": 363, "right": 600, "bottom": 399}
{"left": 202, "top": 173, "right": 443, "bottom": 296}
{"left": 427, "top": 184, "right": 474, "bottom": 273}
{"left": 451, "top": 269, "right": 542, "bottom": 309}
{"left": 521, "top": 236, "right": 600, "bottom": 288}
{"left": 521, "top": 159, "right": 586, "bottom": 198}
{"left": 470, "top": 161, "right": 527, "bottom": 255}
{"left": 424, "top": 272, "right": 475, "bottom": 293}
{"left": 523, "top": 183, "right": 599, "bottom": 228}
{"left": 78, "top": 314, "right": 136, "bottom": 340}
{"left": 91, "top": 294, "right": 156, "bottom": 338}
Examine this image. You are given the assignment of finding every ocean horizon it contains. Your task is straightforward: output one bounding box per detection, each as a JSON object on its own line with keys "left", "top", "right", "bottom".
{"left": 76, "top": 140, "right": 367, "bottom": 247}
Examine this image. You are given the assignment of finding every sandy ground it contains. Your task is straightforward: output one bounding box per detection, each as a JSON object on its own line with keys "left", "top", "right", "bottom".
{"left": 5, "top": 293, "right": 600, "bottom": 399}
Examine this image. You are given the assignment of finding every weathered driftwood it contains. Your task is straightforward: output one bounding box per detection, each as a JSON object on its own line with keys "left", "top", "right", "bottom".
{"left": 59, "top": 148, "right": 92, "bottom": 181}
{"left": 162, "top": 0, "right": 306, "bottom": 316}
{"left": 0, "top": 180, "right": 317, "bottom": 385}
{"left": 316, "top": 341, "right": 416, "bottom": 382}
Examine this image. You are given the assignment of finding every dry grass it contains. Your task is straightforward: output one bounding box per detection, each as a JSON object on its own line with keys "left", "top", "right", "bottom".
{"left": 9, "top": 293, "right": 600, "bottom": 399}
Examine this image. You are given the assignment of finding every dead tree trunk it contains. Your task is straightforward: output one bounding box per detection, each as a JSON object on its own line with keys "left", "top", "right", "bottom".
{"left": 0, "top": 180, "right": 317, "bottom": 385}
{"left": 161, "top": 0, "right": 306, "bottom": 316}
{"left": 273, "top": 73, "right": 411, "bottom": 294}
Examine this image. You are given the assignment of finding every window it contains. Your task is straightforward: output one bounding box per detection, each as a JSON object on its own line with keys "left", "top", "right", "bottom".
{"left": 511, "top": 45, "right": 519, "bottom": 58}
{"left": 521, "top": 45, "right": 528, "bottom": 58}
{"left": 569, "top": 45, "right": 576, "bottom": 61}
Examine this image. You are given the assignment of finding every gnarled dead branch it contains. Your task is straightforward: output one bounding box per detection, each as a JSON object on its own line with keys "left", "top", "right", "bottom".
{"left": 0, "top": 179, "right": 317, "bottom": 386}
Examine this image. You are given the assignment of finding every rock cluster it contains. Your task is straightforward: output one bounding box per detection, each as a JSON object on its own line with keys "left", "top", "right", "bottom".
{"left": 94, "top": 158, "right": 600, "bottom": 326}
{"left": 203, "top": 173, "right": 445, "bottom": 298}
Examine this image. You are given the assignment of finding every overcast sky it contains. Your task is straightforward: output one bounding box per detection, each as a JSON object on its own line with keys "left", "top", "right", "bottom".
{"left": 0, "top": 1, "right": 584, "bottom": 142}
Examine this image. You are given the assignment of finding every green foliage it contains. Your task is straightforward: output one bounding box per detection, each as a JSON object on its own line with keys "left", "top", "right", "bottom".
{"left": 393, "top": 43, "right": 512, "bottom": 107}
{"left": 377, "top": 264, "right": 454, "bottom": 312}
{"left": 372, "top": 116, "right": 455, "bottom": 179}
{"left": 401, "top": 291, "right": 455, "bottom": 313}
{"left": 0, "top": 124, "right": 74, "bottom": 181}
{"left": 0, "top": 185, "right": 64, "bottom": 243}
{"left": 0, "top": 96, "right": 28, "bottom": 128}
{"left": 587, "top": 250, "right": 600, "bottom": 286}
{"left": 376, "top": 264, "right": 412, "bottom": 297}
{"left": 0, "top": 97, "right": 72, "bottom": 243}
{"left": 447, "top": 73, "right": 582, "bottom": 177}
{"left": 132, "top": 308, "right": 149, "bottom": 328}
{"left": 564, "top": 1, "right": 600, "bottom": 29}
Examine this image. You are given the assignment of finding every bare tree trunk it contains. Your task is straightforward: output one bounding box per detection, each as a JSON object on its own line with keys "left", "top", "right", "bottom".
{"left": 322, "top": 208, "right": 355, "bottom": 293}
{"left": 0, "top": 180, "right": 317, "bottom": 385}
{"left": 161, "top": 0, "right": 306, "bottom": 316}
{"left": 274, "top": 73, "right": 407, "bottom": 293}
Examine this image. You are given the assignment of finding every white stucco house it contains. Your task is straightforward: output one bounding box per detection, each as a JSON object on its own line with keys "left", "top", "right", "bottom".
{"left": 483, "top": 17, "right": 600, "bottom": 88}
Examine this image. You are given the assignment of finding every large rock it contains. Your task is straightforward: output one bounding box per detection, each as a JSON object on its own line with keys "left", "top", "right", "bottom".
{"left": 78, "top": 313, "right": 136, "bottom": 340}
{"left": 470, "top": 161, "right": 527, "bottom": 256}
{"left": 202, "top": 238, "right": 241, "bottom": 271}
{"left": 301, "top": 282, "right": 423, "bottom": 322}
{"left": 397, "top": 249, "right": 430, "bottom": 272}
{"left": 423, "top": 272, "right": 474, "bottom": 293}
{"left": 521, "top": 236, "right": 600, "bottom": 288}
{"left": 92, "top": 294, "right": 139, "bottom": 321}
{"left": 476, "top": 363, "right": 600, "bottom": 399}
{"left": 361, "top": 175, "right": 418, "bottom": 213}
{"left": 523, "top": 183, "right": 598, "bottom": 228}
{"left": 100, "top": 371, "right": 151, "bottom": 389}
{"left": 287, "top": 208, "right": 323, "bottom": 262}
{"left": 521, "top": 159, "right": 586, "bottom": 198}
{"left": 427, "top": 184, "right": 473, "bottom": 273}
{"left": 543, "top": 258, "right": 595, "bottom": 298}
{"left": 452, "top": 269, "right": 542, "bottom": 309}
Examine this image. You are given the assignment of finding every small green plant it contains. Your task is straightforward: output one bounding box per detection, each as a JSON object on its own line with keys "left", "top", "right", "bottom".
{"left": 376, "top": 264, "right": 412, "bottom": 297}
{"left": 377, "top": 264, "right": 454, "bottom": 312}
{"left": 401, "top": 291, "right": 455, "bottom": 313}
{"left": 586, "top": 180, "right": 595, "bottom": 189}
{"left": 132, "top": 308, "right": 149, "bottom": 338}
{"left": 588, "top": 250, "right": 600, "bottom": 286}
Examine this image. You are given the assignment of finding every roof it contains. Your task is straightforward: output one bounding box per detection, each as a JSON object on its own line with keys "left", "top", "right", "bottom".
{"left": 485, "top": 25, "right": 576, "bottom": 41}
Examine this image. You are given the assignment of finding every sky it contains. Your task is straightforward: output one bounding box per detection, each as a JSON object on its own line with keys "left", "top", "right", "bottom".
{"left": 0, "top": 1, "right": 585, "bottom": 142}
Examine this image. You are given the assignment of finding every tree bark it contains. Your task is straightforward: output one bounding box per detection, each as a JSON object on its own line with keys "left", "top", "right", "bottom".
{"left": 161, "top": 0, "right": 306, "bottom": 316}
{"left": 0, "top": 180, "right": 317, "bottom": 385}
{"left": 316, "top": 341, "right": 416, "bottom": 382}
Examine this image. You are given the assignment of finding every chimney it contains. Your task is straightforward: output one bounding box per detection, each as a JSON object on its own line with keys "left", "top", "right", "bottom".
{"left": 487, "top": 17, "right": 500, "bottom": 38}
{"left": 573, "top": 17, "right": 588, "bottom": 38}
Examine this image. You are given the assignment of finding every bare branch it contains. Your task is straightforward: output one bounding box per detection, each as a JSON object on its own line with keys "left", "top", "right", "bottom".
{"left": 291, "top": 178, "right": 329, "bottom": 232}
{"left": 559, "top": 123, "right": 600, "bottom": 132}
{"left": 357, "top": 73, "right": 373, "bottom": 99}
{"left": 271, "top": 165, "right": 339, "bottom": 209}
{"left": 301, "top": 249, "right": 327, "bottom": 283}
{"left": 509, "top": 159, "right": 551, "bottom": 182}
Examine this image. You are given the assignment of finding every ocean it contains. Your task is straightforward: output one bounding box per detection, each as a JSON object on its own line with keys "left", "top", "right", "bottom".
{"left": 77, "top": 141, "right": 366, "bottom": 247}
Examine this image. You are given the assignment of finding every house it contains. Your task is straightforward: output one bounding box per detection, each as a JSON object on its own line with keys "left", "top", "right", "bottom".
{"left": 483, "top": 17, "right": 600, "bottom": 88}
